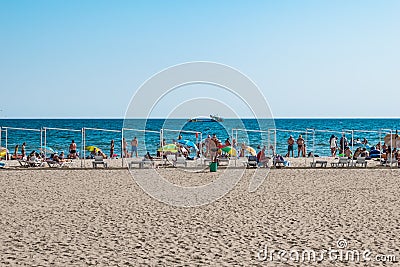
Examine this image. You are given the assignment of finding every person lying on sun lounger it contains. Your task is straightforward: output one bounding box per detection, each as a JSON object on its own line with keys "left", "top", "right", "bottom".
{"left": 97, "top": 150, "right": 107, "bottom": 159}
{"left": 52, "top": 153, "right": 62, "bottom": 163}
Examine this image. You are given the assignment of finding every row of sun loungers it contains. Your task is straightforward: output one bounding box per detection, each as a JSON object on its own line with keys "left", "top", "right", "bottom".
{"left": 310, "top": 156, "right": 399, "bottom": 168}
{"left": 128, "top": 155, "right": 188, "bottom": 169}
{"left": 3, "top": 156, "right": 398, "bottom": 170}
{"left": 330, "top": 157, "right": 368, "bottom": 168}
{"left": 127, "top": 155, "right": 233, "bottom": 169}
{"left": 125, "top": 156, "right": 399, "bottom": 169}
{"left": 17, "top": 159, "right": 74, "bottom": 168}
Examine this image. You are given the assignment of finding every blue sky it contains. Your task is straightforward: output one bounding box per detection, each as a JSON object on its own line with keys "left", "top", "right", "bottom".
{"left": 0, "top": 0, "right": 399, "bottom": 118}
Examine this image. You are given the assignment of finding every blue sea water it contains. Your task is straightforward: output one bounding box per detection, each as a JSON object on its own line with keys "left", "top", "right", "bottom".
{"left": 0, "top": 119, "right": 399, "bottom": 157}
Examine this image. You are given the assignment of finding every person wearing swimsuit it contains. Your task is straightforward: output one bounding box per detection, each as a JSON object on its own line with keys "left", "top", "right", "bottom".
{"left": 286, "top": 135, "right": 295, "bottom": 157}
{"left": 131, "top": 137, "right": 138, "bottom": 158}
{"left": 110, "top": 140, "right": 115, "bottom": 158}
{"left": 297, "top": 135, "right": 305, "bottom": 157}
{"left": 21, "top": 142, "right": 26, "bottom": 158}
{"left": 69, "top": 140, "right": 77, "bottom": 159}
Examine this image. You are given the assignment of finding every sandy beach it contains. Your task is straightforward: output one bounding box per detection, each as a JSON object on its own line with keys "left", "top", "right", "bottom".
{"left": 1, "top": 167, "right": 399, "bottom": 266}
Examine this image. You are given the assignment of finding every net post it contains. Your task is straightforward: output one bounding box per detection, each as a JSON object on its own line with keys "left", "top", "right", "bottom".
{"left": 5, "top": 128, "right": 7, "bottom": 162}
{"left": 121, "top": 128, "right": 124, "bottom": 167}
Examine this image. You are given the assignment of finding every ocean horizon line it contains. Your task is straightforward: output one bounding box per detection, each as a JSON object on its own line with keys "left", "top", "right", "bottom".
{"left": 1, "top": 117, "right": 400, "bottom": 120}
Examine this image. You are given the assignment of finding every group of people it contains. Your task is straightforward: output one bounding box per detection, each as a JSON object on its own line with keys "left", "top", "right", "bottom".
{"left": 5, "top": 140, "right": 78, "bottom": 161}
{"left": 285, "top": 135, "right": 306, "bottom": 158}
{"left": 10, "top": 147, "right": 69, "bottom": 164}
{"left": 10, "top": 142, "right": 26, "bottom": 160}
{"left": 203, "top": 134, "right": 235, "bottom": 158}
{"left": 121, "top": 137, "right": 139, "bottom": 158}
{"left": 281, "top": 132, "right": 400, "bottom": 161}
{"left": 329, "top": 134, "right": 400, "bottom": 160}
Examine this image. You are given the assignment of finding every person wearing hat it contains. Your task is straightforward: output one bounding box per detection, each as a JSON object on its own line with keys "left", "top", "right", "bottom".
{"left": 297, "top": 134, "right": 305, "bottom": 157}
{"left": 286, "top": 135, "right": 295, "bottom": 157}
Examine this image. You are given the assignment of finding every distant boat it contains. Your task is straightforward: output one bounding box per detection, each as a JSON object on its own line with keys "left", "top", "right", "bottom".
{"left": 188, "top": 115, "right": 224, "bottom": 123}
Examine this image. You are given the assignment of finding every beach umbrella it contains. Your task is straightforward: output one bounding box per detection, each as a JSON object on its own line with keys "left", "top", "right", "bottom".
{"left": 157, "top": 144, "right": 178, "bottom": 153}
{"left": 85, "top": 146, "right": 100, "bottom": 152}
{"left": 384, "top": 134, "right": 398, "bottom": 147}
{"left": 221, "top": 146, "right": 237, "bottom": 156}
{"left": 39, "top": 146, "right": 56, "bottom": 154}
{"left": 178, "top": 139, "right": 199, "bottom": 151}
{"left": 245, "top": 146, "right": 257, "bottom": 156}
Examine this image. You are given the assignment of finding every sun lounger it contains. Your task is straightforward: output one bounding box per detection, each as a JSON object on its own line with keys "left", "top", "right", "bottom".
{"left": 243, "top": 156, "right": 257, "bottom": 168}
{"left": 47, "top": 160, "right": 59, "bottom": 168}
{"left": 166, "top": 155, "right": 177, "bottom": 167}
{"left": 195, "top": 156, "right": 207, "bottom": 167}
{"left": 47, "top": 160, "right": 74, "bottom": 168}
{"left": 273, "top": 157, "right": 286, "bottom": 168}
{"left": 129, "top": 158, "right": 155, "bottom": 169}
{"left": 29, "top": 159, "right": 45, "bottom": 167}
{"left": 174, "top": 156, "right": 187, "bottom": 167}
{"left": 353, "top": 157, "right": 367, "bottom": 168}
{"left": 92, "top": 156, "right": 108, "bottom": 168}
{"left": 331, "top": 157, "right": 350, "bottom": 168}
{"left": 18, "top": 159, "right": 29, "bottom": 167}
{"left": 218, "top": 157, "right": 229, "bottom": 166}
{"left": 129, "top": 160, "right": 143, "bottom": 169}
{"left": 310, "top": 159, "right": 328, "bottom": 168}
{"left": 63, "top": 160, "right": 74, "bottom": 168}
{"left": 165, "top": 155, "right": 187, "bottom": 167}
{"left": 381, "top": 157, "right": 399, "bottom": 167}
{"left": 18, "top": 157, "right": 45, "bottom": 167}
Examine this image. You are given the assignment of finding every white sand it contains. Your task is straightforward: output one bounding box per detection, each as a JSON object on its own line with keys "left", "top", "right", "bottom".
{"left": 0, "top": 168, "right": 399, "bottom": 266}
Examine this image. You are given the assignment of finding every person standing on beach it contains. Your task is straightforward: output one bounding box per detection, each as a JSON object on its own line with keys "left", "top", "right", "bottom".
{"left": 339, "top": 134, "right": 348, "bottom": 154}
{"left": 296, "top": 135, "right": 305, "bottom": 157}
{"left": 21, "top": 142, "right": 26, "bottom": 158}
{"left": 69, "top": 140, "right": 77, "bottom": 159}
{"left": 330, "top": 135, "right": 337, "bottom": 157}
{"left": 209, "top": 136, "right": 219, "bottom": 162}
{"left": 122, "top": 138, "right": 128, "bottom": 158}
{"left": 240, "top": 142, "right": 246, "bottom": 157}
{"left": 13, "top": 145, "right": 19, "bottom": 159}
{"left": 110, "top": 140, "right": 115, "bottom": 158}
{"left": 131, "top": 137, "right": 138, "bottom": 158}
{"left": 286, "top": 135, "right": 295, "bottom": 157}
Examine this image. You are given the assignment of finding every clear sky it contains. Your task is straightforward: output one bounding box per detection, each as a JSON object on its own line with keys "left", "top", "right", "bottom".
{"left": 0, "top": 0, "right": 399, "bottom": 118}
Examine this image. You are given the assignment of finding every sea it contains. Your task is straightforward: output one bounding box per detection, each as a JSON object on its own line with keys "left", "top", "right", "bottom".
{"left": 0, "top": 119, "right": 399, "bottom": 157}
